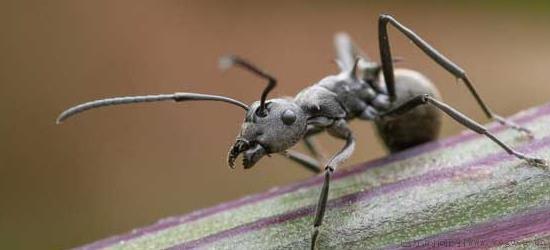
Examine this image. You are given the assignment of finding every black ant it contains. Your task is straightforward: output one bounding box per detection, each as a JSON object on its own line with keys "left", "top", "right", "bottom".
{"left": 57, "top": 15, "right": 547, "bottom": 249}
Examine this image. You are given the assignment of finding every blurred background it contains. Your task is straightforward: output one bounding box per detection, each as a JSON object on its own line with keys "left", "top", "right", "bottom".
{"left": 2, "top": 1, "right": 550, "bottom": 249}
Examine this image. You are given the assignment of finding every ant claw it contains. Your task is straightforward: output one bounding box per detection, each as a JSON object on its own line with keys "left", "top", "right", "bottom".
{"left": 526, "top": 157, "right": 548, "bottom": 170}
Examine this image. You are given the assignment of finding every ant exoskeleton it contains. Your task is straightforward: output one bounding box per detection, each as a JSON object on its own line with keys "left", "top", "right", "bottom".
{"left": 57, "top": 15, "right": 547, "bottom": 249}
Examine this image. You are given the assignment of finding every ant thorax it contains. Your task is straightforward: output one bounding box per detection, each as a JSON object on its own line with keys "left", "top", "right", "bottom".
{"left": 294, "top": 73, "right": 389, "bottom": 121}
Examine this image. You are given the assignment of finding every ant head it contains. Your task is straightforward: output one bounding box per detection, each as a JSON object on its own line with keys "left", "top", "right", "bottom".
{"left": 228, "top": 98, "right": 307, "bottom": 169}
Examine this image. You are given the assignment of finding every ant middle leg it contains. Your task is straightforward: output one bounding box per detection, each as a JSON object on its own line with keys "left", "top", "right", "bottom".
{"left": 377, "top": 14, "right": 533, "bottom": 137}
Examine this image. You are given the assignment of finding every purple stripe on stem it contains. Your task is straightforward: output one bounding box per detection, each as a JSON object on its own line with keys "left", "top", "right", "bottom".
{"left": 173, "top": 135, "right": 550, "bottom": 249}
{"left": 76, "top": 102, "right": 550, "bottom": 250}
{"left": 389, "top": 208, "right": 550, "bottom": 250}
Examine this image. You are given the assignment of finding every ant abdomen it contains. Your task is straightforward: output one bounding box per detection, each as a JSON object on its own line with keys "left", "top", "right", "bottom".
{"left": 375, "top": 69, "right": 442, "bottom": 152}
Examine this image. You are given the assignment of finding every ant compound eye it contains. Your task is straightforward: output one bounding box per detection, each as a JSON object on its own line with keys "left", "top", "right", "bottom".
{"left": 281, "top": 109, "right": 297, "bottom": 125}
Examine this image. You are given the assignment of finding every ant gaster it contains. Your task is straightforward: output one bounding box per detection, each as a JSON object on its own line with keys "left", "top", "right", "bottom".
{"left": 57, "top": 15, "right": 547, "bottom": 249}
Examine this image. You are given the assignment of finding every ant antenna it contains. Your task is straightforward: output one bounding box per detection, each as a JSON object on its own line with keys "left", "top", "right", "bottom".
{"left": 219, "top": 55, "right": 277, "bottom": 116}
{"left": 57, "top": 92, "right": 249, "bottom": 124}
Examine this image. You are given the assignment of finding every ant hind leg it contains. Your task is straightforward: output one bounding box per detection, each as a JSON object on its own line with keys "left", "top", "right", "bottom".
{"left": 377, "top": 14, "right": 533, "bottom": 138}
{"left": 381, "top": 94, "right": 547, "bottom": 169}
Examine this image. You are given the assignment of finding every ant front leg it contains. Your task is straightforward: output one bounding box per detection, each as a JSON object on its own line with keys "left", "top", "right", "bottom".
{"left": 377, "top": 14, "right": 533, "bottom": 138}
{"left": 281, "top": 150, "right": 322, "bottom": 174}
{"left": 304, "top": 136, "right": 325, "bottom": 162}
{"left": 382, "top": 94, "right": 547, "bottom": 169}
{"left": 311, "top": 119, "right": 355, "bottom": 249}
{"left": 280, "top": 128, "right": 326, "bottom": 174}
{"left": 287, "top": 117, "right": 336, "bottom": 175}
{"left": 304, "top": 127, "right": 328, "bottom": 163}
